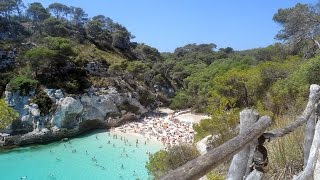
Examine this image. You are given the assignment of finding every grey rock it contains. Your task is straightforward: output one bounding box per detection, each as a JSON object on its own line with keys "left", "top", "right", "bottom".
{"left": 51, "top": 97, "right": 83, "bottom": 128}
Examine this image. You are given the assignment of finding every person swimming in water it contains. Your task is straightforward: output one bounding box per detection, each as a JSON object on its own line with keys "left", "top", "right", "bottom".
{"left": 20, "top": 176, "right": 27, "bottom": 179}
{"left": 121, "top": 164, "right": 124, "bottom": 169}
{"left": 49, "top": 173, "right": 55, "bottom": 178}
{"left": 92, "top": 156, "right": 97, "bottom": 162}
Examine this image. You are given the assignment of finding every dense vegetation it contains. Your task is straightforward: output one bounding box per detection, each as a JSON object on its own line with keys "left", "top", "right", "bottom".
{"left": 0, "top": 99, "right": 18, "bottom": 129}
{"left": 0, "top": 0, "right": 320, "bottom": 178}
{"left": 145, "top": 145, "right": 199, "bottom": 179}
{"left": 145, "top": 1, "right": 320, "bottom": 179}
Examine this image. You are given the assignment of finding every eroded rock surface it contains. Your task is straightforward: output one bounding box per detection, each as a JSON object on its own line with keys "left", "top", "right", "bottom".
{"left": 2, "top": 86, "right": 147, "bottom": 146}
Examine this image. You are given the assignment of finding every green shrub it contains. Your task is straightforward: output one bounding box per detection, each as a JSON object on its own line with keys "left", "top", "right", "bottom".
{"left": 65, "top": 80, "right": 80, "bottom": 94}
{"left": 0, "top": 72, "right": 14, "bottom": 96}
{"left": 207, "top": 172, "right": 225, "bottom": 180}
{"left": 146, "top": 144, "right": 199, "bottom": 179}
{"left": 194, "top": 103, "right": 239, "bottom": 144}
{"left": 8, "top": 76, "right": 38, "bottom": 95}
{"left": 0, "top": 99, "right": 18, "bottom": 129}
{"left": 138, "top": 90, "right": 155, "bottom": 107}
{"left": 30, "top": 90, "right": 54, "bottom": 115}
{"left": 169, "top": 91, "right": 190, "bottom": 109}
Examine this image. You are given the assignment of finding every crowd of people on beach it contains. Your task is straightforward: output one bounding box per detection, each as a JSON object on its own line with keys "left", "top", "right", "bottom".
{"left": 115, "top": 110, "right": 195, "bottom": 147}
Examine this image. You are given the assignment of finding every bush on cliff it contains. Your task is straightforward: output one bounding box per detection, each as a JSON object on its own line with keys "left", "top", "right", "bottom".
{"left": 0, "top": 99, "right": 18, "bottom": 129}
{"left": 30, "top": 90, "right": 54, "bottom": 115}
{"left": 8, "top": 76, "right": 38, "bottom": 95}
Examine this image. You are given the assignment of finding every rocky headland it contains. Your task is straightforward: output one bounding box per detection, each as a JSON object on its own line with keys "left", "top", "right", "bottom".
{"left": 1, "top": 86, "right": 154, "bottom": 147}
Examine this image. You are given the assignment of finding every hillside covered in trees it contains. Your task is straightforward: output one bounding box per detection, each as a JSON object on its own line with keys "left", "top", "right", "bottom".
{"left": 1, "top": 0, "right": 320, "bottom": 179}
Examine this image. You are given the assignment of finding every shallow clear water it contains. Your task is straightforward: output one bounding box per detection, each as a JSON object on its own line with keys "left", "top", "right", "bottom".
{"left": 0, "top": 130, "right": 162, "bottom": 180}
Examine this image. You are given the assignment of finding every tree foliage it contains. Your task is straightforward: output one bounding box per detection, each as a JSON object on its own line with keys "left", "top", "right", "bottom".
{"left": 86, "top": 15, "right": 134, "bottom": 51}
{"left": 70, "top": 6, "right": 87, "bottom": 25}
{"left": 0, "top": 0, "right": 16, "bottom": 18}
{"left": 146, "top": 144, "right": 199, "bottom": 179}
{"left": 26, "top": 2, "right": 49, "bottom": 22}
{"left": 273, "top": 2, "right": 320, "bottom": 57}
{"left": 25, "top": 46, "right": 56, "bottom": 76}
{"left": 43, "top": 17, "right": 70, "bottom": 37}
{"left": 48, "top": 2, "right": 70, "bottom": 19}
{"left": 133, "top": 43, "right": 162, "bottom": 62}
{"left": 8, "top": 75, "right": 38, "bottom": 95}
{"left": 0, "top": 99, "right": 18, "bottom": 129}
{"left": 26, "top": 2, "right": 50, "bottom": 33}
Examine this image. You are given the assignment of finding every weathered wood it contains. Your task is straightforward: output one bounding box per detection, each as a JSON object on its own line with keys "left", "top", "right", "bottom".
{"left": 227, "top": 109, "right": 259, "bottom": 180}
{"left": 293, "top": 120, "right": 320, "bottom": 180}
{"left": 245, "top": 141, "right": 258, "bottom": 177}
{"left": 245, "top": 169, "right": 264, "bottom": 180}
{"left": 303, "top": 111, "right": 316, "bottom": 168}
{"left": 160, "top": 116, "right": 272, "bottom": 180}
{"left": 269, "top": 84, "right": 320, "bottom": 139}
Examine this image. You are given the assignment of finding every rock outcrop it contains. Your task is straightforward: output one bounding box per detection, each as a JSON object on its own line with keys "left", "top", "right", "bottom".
{"left": 2, "top": 86, "right": 147, "bottom": 146}
{"left": 51, "top": 97, "right": 83, "bottom": 128}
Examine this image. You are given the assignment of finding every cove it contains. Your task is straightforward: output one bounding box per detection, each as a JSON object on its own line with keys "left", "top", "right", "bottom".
{"left": 0, "top": 130, "right": 163, "bottom": 180}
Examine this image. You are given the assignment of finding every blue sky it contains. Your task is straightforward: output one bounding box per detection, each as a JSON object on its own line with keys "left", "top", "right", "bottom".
{"left": 24, "top": 0, "right": 316, "bottom": 52}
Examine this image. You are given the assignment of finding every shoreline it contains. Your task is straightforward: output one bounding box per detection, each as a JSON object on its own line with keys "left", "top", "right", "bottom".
{"left": 113, "top": 108, "right": 209, "bottom": 148}
{"left": 0, "top": 108, "right": 209, "bottom": 150}
{"left": 110, "top": 129, "right": 163, "bottom": 147}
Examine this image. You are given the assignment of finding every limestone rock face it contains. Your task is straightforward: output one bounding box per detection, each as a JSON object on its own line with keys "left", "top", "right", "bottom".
{"left": 4, "top": 86, "right": 146, "bottom": 134}
{"left": 51, "top": 97, "right": 83, "bottom": 128}
{"left": 4, "top": 90, "right": 39, "bottom": 133}
{"left": 80, "top": 94, "right": 120, "bottom": 122}
{"left": 44, "top": 89, "right": 64, "bottom": 103}
{"left": 21, "top": 103, "right": 41, "bottom": 125}
{"left": 4, "top": 90, "right": 35, "bottom": 118}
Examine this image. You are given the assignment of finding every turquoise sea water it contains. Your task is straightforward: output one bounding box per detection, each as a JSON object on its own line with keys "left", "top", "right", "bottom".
{"left": 0, "top": 130, "right": 163, "bottom": 180}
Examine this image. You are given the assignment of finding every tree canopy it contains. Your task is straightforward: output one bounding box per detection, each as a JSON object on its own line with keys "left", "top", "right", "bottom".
{"left": 273, "top": 2, "right": 320, "bottom": 57}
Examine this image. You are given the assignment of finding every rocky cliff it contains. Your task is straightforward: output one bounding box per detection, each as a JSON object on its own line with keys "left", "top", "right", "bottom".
{"left": 2, "top": 86, "right": 148, "bottom": 146}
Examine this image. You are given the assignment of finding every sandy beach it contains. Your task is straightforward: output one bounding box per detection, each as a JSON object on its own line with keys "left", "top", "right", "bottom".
{"left": 113, "top": 108, "right": 210, "bottom": 148}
